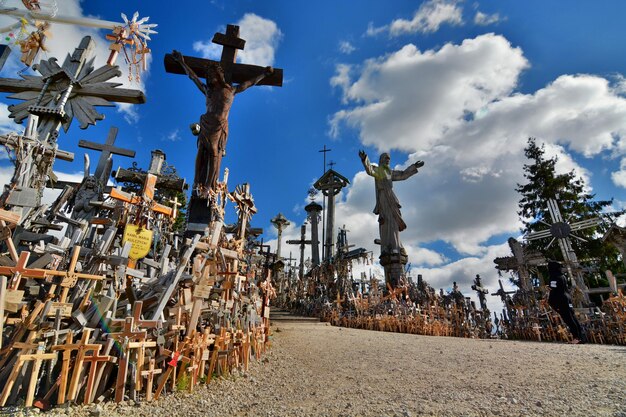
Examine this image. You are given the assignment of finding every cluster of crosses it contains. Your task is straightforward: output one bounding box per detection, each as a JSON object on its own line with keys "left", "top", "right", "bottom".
{"left": 0, "top": 20, "right": 286, "bottom": 409}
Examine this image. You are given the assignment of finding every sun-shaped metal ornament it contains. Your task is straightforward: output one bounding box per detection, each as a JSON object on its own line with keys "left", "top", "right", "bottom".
{"left": 1, "top": 36, "right": 145, "bottom": 138}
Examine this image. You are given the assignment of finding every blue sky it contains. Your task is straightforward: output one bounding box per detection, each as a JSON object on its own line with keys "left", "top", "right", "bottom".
{"left": 0, "top": 0, "right": 625, "bottom": 313}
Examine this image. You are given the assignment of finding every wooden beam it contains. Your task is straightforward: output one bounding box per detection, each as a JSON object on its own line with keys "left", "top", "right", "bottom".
{"left": 0, "top": 78, "right": 146, "bottom": 104}
{"left": 163, "top": 54, "right": 283, "bottom": 87}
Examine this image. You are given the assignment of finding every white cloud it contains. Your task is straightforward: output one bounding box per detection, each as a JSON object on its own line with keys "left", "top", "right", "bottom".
{"left": 193, "top": 14, "right": 282, "bottom": 67}
{"left": 365, "top": 22, "right": 388, "bottom": 37}
{"left": 328, "top": 33, "right": 626, "bottom": 261}
{"left": 330, "top": 64, "right": 352, "bottom": 102}
{"left": 338, "top": 40, "right": 356, "bottom": 55}
{"left": 331, "top": 34, "right": 529, "bottom": 152}
{"left": 611, "top": 158, "right": 626, "bottom": 188}
{"left": 389, "top": 0, "right": 463, "bottom": 36}
{"left": 164, "top": 128, "right": 181, "bottom": 142}
{"left": 474, "top": 11, "right": 503, "bottom": 26}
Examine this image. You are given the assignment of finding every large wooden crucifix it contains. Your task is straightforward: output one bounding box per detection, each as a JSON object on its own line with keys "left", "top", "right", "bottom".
{"left": 164, "top": 24, "right": 283, "bottom": 227}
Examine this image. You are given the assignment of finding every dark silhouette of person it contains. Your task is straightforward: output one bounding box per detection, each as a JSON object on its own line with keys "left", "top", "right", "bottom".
{"left": 547, "top": 261, "right": 585, "bottom": 343}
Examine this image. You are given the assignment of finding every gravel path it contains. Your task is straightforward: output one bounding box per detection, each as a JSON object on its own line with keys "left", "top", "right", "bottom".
{"left": 7, "top": 313, "right": 626, "bottom": 417}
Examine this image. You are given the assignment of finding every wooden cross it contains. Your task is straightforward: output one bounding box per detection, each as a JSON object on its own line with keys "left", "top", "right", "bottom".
{"left": 108, "top": 317, "right": 148, "bottom": 403}
{"left": 50, "top": 331, "right": 75, "bottom": 404}
{"left": 78, "top": 126, "right": 136, "bottom": 181}
{"left": 110, "top": 173, "right": 174, "bottom": 221}
{"left": 164, "top": 24, "right": 283, "bottom": 87}
{"left": 110, "top": 301, "right": 160, "bottom": 331}
{"left": 0, "top": 333, "right": 38, "bottom": 406}
{"left": 66, "top": 329, "right": 101, "bottom": 402}
{"left": 140, "top": 358, "right": 161, "bottom": 401}
{"left": 0, "top": 250, "right": 47, "bottom": 290}
{"left": 335, "top": 291, "right": 345, "bottom": 310}
{"left": 82, "top": 344, "right": 116, "bottom": 405}
{"left": 153, "top": 341, "right": 192, "bottom": 400}
{"left": 44, "top": 246, "right": 106, "bottom": 303}
{"left": 4, "top": 342, "right": 56, "bottom": 407}
{"left": 287, "top": 224, "right": 312, "bottom": 280}
{"left": 129, "top": 338, "right": 157, "bottom": 392}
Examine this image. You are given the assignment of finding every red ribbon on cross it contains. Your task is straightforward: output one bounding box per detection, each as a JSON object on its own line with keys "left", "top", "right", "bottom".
{"left": 168, "top": 351, "right": 180, "bottom": 366}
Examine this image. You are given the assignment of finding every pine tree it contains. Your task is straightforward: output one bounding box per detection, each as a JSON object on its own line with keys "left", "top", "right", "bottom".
{"left": 516, "top": 138, "right": 623, "bottom": 280}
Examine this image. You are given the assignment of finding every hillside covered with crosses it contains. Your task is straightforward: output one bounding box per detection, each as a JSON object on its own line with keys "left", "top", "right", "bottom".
{"left": 0, "top": 1, "right": 624, "bottom": 416}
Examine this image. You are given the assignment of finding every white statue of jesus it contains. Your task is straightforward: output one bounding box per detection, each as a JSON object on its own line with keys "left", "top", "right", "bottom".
{"left": 359, "top": 150, "right": 424, "bottom": 255}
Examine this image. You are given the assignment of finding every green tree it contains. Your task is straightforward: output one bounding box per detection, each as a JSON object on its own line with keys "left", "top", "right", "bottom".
{"left": 516, "top": 138, "right": 623, "bottom": 285}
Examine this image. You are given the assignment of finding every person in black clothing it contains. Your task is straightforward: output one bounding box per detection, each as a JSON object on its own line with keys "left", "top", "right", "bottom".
{"left": 547, "top": 261, "right": 585, "bottom": 344}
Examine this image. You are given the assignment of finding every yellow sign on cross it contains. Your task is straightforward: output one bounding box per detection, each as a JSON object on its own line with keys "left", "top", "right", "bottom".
{"left": 122, "top": 224, "right": 153, "bottom": 260}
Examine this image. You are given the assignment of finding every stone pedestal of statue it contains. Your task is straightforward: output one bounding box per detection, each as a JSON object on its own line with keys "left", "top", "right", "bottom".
{"left": 380, "top": 249, "right": 408, "bottom": 289}
{"left": 186, "top": 195, "right": 211, "bottom": 235}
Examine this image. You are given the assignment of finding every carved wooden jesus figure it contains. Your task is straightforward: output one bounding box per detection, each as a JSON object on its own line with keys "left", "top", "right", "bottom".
{"left": 359, "top": 150, "right": 424, "bottom": 256}
{"left": 171, "top": 50, "right": 273, "bottom": 194}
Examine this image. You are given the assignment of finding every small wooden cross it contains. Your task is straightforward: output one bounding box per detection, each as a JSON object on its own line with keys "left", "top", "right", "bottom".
{"left": 140, "top": 358, "right": 161, "bottom": 401}
{"left": 153, "top": 340, "right": 192, "bottom": 400}
{"left": 111, "top": 173, "right": 174, "bottom": 218}
{"left": 44, "top": 246, "right": 105, "bottom": 303}
{"left": 335, "top": 291, "right": 345, "bottom": 310}
{"left": 66, "top": 329, "right": 102, "bottom": 402}
{"left": 81, "top": 342, "right": 115, "bottom": 405}
{"left": 108, "top": 316, "right": 148, "bottom": 403}
{"left": 0, "top": 334, "right": 38, "bottom": 406}
{"left": 0, "top": 251, "right": 47, "bottom": 290}
{"left": 129, "top": 337, "right": 157, "bottom": 392}
{"left": 10, "top": 342, "right": 56, "bottom": 407}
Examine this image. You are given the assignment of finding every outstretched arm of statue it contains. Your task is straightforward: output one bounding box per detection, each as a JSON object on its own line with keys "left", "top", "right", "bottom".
{"left": 236, "top": 66, "right": 274, "bottom": 94}
{"left": 172, "top": 50, "right": 207, "bottom": 95}
{"left": 359, "top": 150, "right": 375, "bottom": 177}
{"left": 392, "top": 160, "right": 424, "bottom": 181}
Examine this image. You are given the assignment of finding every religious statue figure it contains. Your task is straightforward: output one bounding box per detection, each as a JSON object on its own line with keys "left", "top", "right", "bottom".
{"left": 171, "top": 50, "right": 274, "bottom": 195}
{"left": 359, "top": 150, "right": 424, "bottom": 256}
{"left": 65, "top": 155, "right": 103, "bottom": 237}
